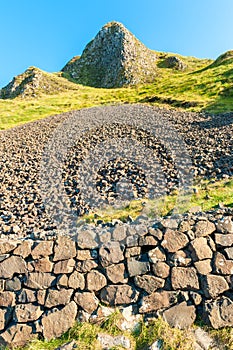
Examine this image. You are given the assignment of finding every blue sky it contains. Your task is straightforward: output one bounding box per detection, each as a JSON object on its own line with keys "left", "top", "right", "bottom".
{"left": 0, "top": 0, "right": 233, "bottom": 87}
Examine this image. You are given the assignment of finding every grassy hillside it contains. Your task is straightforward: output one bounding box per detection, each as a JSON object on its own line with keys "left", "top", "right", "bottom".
{"left": 0, "top": 50, "right": 233, "bottom": 130}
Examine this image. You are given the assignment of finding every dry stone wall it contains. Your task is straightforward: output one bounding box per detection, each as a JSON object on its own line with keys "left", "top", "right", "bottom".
{"left": 0, "top": 208, "right": 232, "bottom": 347}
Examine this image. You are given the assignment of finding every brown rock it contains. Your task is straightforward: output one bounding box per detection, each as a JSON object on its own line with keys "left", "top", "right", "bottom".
{"left": 14, "top": 303, "right": 43, "bottom": 322}
{"left": 105, "top": 263, "right": 127, "bottom": 283}
{"left": 87, "top": 270, "right": 107, "bottom": 291}
{"left": 57, "top": 274, "right": 68, "bottom": 288}
{"left": 5, "top": 276, "right": 21, "bottom": 291}
{"left": 195, "top": 220, "right": 216, "bottom": 237}
{"left": 45, "top": 288, "right": 73, "bottom": 308}
{"left": 42, "top": 301, "right": 77, "bottom": 340}
{"left": 171, "top": 250, "right": 192, "bottom": 267}
{"left": 152, "top": 261, "right": 170, "bottom": 278}
{"left": 0, "top": 324, "right": 32, "bottom": 347}
{"left": 216, "top": 217, "right": 233, "bottom": 234}
{"left": 0, "top": 241, "right": 17, "bottom": 254}
{"left": 24, "top": 272, "right": 56, "bottom": 289}
{"left": 100, "top": 285, "right": 138, "bottom": 305}
{"left": 224, "top": 247, "right": 233, "bottom": 259}
{"left": 0, "top": 255, "right": 26, "bottom": 278}
{"left": 189, "top": 237, "right": 213, "bottom": 261}
{"left": 203, "top": 297, "right": 233, "bottom": 328}
{"left": 163, "top": 301, "right": 196, "bottom": 329}
{"left": 54, "top": 236, "right": 76, "bottom": 261}
{"left": 99, "top": 242, "right": 124, "bottom": 267}
{"left": 76, "top": 250, "right": 93, "bottom": 260}
{"left": 33, "top": 257, "right": 53, "bottom": 272}
{"left": 171, "top": 267, "right": 199, "bottom": 290}
{"left": 76, "top": 259, "right": 98, "bottom": 273}
{"left": 68, "top": 271, "right": 85, "bottom": 290}
{"left": 139, "top": 235, "right": 158, "bottom": 246}
{"left": 125, "top": 247, "right": 141, "bottom": 257}
{"left": 31, "top": 241, "right": 54, "bottom": 259}
{"left": 215, "top": 233, "right": 233, "bottom": 247}
{"left": 0, "top": 291, "right": 15, "bottom": 306}
{"left": 161, "top": 229, "right": 189, "bottom": 253}
{"left": 53, "top": 259, "right": 75, "bottom": 274}
{"left": 74, "top": 292, "right": 99, "bottom": 313}
{"left": 112, "top": 225, "right": 127, "bottom": 241}
{"left": 37, "top": 290, "right": 47, "bottom": 305}
{"left": 18, "top": 289, "right": 36, "bottom": 303}
{"left": 148, "top": 227, "right": 163, "bottom": 240}
{"left": 134, "top": 275, "right": 164, "bottom": 293}
{"left": 13, "top": 240, "right": 32, "bottom": 258}
{"left": 139, "top": 291, "right": 173, "bottom": 313}
{"left": 127, "top": 257, "right": 150, "bottom": 277}
{"left": 76, "top": 230, "right": 98, "bottom": 249}
{"left": 194, "top": 260, "right": 212, "bottom": 275}
{"left": 179, "top": 221, "right": 191, "bottom": 232}
{"left": 213, "top": 252, "right": 233, "bottom": 275}
{"left": 202, "top": 275, "right": 229, "bottom": 298}
{"left": 148, "top": 247, "right": 166, "bottom": 263}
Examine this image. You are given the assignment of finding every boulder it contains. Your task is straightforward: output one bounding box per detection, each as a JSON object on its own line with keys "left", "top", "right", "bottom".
{"left": 163, "top": 301, "right": 196, "bottom": 329}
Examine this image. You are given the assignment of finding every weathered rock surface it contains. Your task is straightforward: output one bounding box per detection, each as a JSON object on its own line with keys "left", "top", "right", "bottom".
{"left": 163, "top": 302, "right": 196, "bottom": 329}
{"left": 62, "top": 21, "right": 157, "bottom": 87}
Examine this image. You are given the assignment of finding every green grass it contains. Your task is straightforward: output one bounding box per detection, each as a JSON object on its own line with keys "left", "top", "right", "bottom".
{"left": 1, "top": 50, "right": 233, "bottom": 130}
{"left": 80, "top": 178, "right": 233, "bottom": 224}
{"left": 18, "top": 316, "right": 233, "bottom": 350}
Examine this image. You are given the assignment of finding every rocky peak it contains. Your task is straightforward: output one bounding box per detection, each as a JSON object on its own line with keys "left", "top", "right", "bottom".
{"left": 62, "top": 21, "right": 157, "bottom": 88}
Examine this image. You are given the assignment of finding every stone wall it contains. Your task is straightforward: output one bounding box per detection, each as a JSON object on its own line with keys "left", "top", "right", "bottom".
{"left": 0, "top": 208, "right": 232, "bottom": 347}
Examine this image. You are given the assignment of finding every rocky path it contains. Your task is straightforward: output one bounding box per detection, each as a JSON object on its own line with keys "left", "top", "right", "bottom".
{"left": 0, "top": 104, "right": 232, "bottom": 238}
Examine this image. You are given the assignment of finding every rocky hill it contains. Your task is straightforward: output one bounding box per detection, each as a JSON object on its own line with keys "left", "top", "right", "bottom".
{"left": 62, "top": 21, "right": 158, "bottom": 87}
{"left": 0, "top": 67, "right": 79, "bottom": 99}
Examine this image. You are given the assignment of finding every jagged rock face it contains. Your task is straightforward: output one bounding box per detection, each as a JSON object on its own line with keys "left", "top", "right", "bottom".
{"left": 0, "top": 67, "right": 78, "bottom": 99}
{"left": 62, "top": 21, "right": 157, "bottom": 88}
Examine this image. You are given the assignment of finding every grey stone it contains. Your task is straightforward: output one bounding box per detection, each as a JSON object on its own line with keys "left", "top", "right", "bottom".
{"left": 203, "top": 297, "right": 233, "bottom": 328}
{"left": 0, "top": 324, "right": 32, "bottom": 347}
{"left": 161, "top": 229, "right": 189, "bottom": 253}
{"left": 45, "top": 288, "right": 73, "bottom": 308}
{"left": 97, "top": 333, "right": 131, "bottom": 349}
{"left": 53, "top": 236, "right": 76, "bottom": 261}
{"left": 0, "top": 255, "right": 26, "bottom": 278}
{"left": 202, "top": 275, "right": 229, "bottom": 298}
{"left": 100, "top": 285, "right": 138, "bottom": 305}
{"left": 105, "top": 263, "right": 127, "bottom": 283}
{"left": 171, "top": 267, "right": 199, "bottom": 290}
{"left": 14, "top": 303, "right": 43, "bottom": 322}
{"left": 68, "top": 271, "right": 85, "bottom": 290}
{"left": 74, "top": 291, "right": 99, "bottom": 313}
{"left": 24, "top": 272, "right": 56, "bottom": 289}
{"left": 87, "top": 270, "right": 107, "bottom": 291}
{"left": 163, "top": 302, "right": 196, "bottom": 329}
{"left": 127, "top": 257, "right": 150, "bottom": 277}
{"left": 134, "top": 275, "right": 164, "bottom": 293}
{"left": 99, "top": 241, "right": 124, "bottom": 267}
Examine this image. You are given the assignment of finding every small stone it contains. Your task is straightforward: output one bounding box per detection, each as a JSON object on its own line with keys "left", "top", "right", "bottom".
{"left": 74, "top": 292, "right": 99, "bottom": 313}
{"left": 53, "top": 259, "right": 75, "bottom": 274}
{"left": 216, "top": 217, "right": 233, "bottom": 234}
{"left": 76, "top": 249, "right": 93, "bottom": 260}
{"left": 171, "top": 267, "right": 199, "bottom": 290}
{"left": 161, "top": 229, "right": 189, "bottom": 253}
{"left": 76, "top": 230, "right": 98, "bottom": 249}
{"left": 224, "top": 247, "right": 233, "bottom": 259}
{"left": 152, "top": 261, "right": 170, "bottom": 278}
{"left": 125, "top": 247, "right": 141, "bottom": 257}
{"left": 24, "top": 272, "right": 56, "bottom": 289}
{"left": 189, "top": 237, "right": 213, "bottom": 261}
{"left": 163, "top": 301, "right": 196, "bottom": 329}
{"left": 76, "top": 259, "right": 98, "bottom": 273}
{"left": 202, "top": 275, "right": 229, "bottom": 298}
{"left": 112, "top": 225, "right": 127, "bottom": 242}
{"left": 214, "top": 233, "right": 233, "bottom": 247}
{"left": 87, "top": 270, "right": 107, "bottom": 291}
{"left": 0, "top": 255, "right": 26, "bottom": 278}
{"left": 55, "top": 340, "right": 77, "bottom": 350}
{"left": 203, "top": 296, "right": 233, "bottom": 328}
{"left": 57, "top": 274, "right": 68, "bottom": 288}
{"left": 139, "top": 235, "right": 158, "bottom": 246}
{"left": 97, "top": 333, "right": 131, "bottom": 349}
{"left": 5, "top": 276, "right": 21, "bottom": 291}
{"left": 33, "top": 257, "right": 53, "bottom": 272}
{"left": 99, "top": 241, "right": 124, "bottom": 267}
{"left": 37, "top": 290, "right": 46, "bottom": 304}
{"left": 45, "top": 288, "right": 73, "bottom": 308}
{"left": 126, "top": 234, "right": 138, "bottom": 247}
{"left": 68, "top": 271, "right": 85, "bottom": 290}
{"left": 14, "top": 303, "right": 43, "bottom": 322}
{"left": 134, "top": 275, "right": 164, "bottom": 293}
{"left": 194, "top": 260, "right": 212, "bottom": 275}
{"left": 0, "top": 309, "right": 11, "bottom": 331}
{"left": 17, "top": 289, "right": 36, "bottom": 303}
{"left": 0, "top": 291, "right": 15, "bottom": 306}
{"left": 127, "top": 257, "right": 150, "bottom": 277}
{"left": 148, "top": 227, "right": 163, "bottom": 240}
{"left": 42, "top": 301, "right": 77, "bottom": 340}
{"left": 171, "top": 250, "right": 192, "bottom": 267}
{"left": 190, "top": 292, "right": 202, "bottom": 306}
{"left": 148, "top": 247, "right": 166, "bottom": 263}
{"left": 149, "top": 340, "right": 163, "bottom": 350}
{"left": 0, "top": 324, "right": 32, "bottom": 347}
{"left": 179, "top": 221, "right": 191, "bottom": 233}
{"left": 194, "top": 328, "right": 215, "bottom": 350}
{"left": 105, "top": 263, "right": 127, "bottom": 283}
{"left": 31, "top": 241, "right": 54, "bottom": 259}
{"left": 139, "top": 291, "right": 173, "bottom": 313}
{"left": 161, "top": 218, "right": 179, "bottom": 229}
{"left": 13, "top": 240, "right": 32, "bottom": 258}
{"left": 0, "top": 241, "right": 17, "bottom": 254}
{"left": 54, "top": 236, "right": 76, "bottom": 261}
{"left": 213, "top": 252, "right": 233, "bottom": 275}
{"left": 100, "top": 285, "right": 138, "bottom": 305}
{"left": 194, "top": 220, "right": 216, "bottom": 237}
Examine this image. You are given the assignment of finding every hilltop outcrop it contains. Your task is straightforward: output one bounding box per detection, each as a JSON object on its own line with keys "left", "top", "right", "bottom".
{"left": 62, "top": 21, "right": 157, "bottom": 88}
